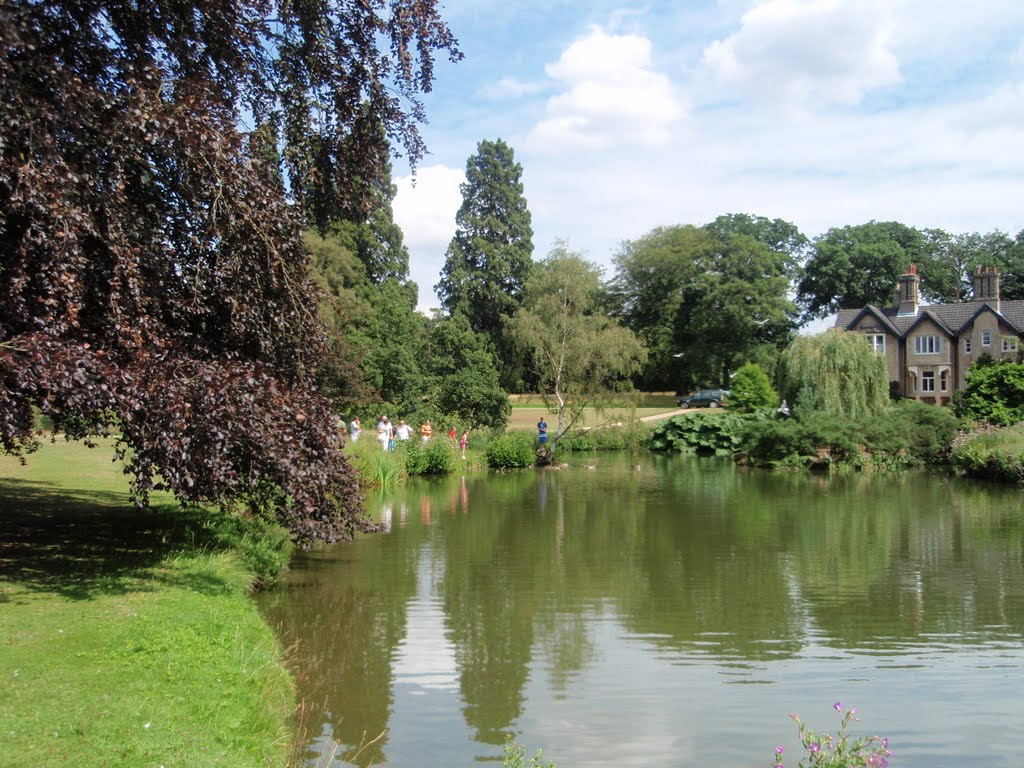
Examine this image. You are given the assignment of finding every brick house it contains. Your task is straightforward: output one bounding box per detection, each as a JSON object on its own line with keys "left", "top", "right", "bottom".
{"left": 834, "top": 266, "right": 1024, "bottom": 404}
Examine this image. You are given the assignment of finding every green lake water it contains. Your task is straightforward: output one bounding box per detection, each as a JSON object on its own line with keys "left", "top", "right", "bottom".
{"left": 258, "top": 453, "right": 1024, "bottom": 767}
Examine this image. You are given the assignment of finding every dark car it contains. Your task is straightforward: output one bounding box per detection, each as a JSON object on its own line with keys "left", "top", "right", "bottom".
{"left": 677, "top": 388, "right": 730, "bottom": 409}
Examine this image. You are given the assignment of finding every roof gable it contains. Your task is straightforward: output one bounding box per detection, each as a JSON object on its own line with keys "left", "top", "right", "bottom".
{"left": 956, "top": 303, "right": 1024, "bottom": 336}
{"left": 903, "top": 309, "right": 954, "bottom": 337}
{"left": 837, "top": 305, "right": 900, "bottom": 336}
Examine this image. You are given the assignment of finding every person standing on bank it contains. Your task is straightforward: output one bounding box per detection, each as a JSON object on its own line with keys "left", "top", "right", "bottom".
{"left": 395, "top": 419, "right": 414, "bottom": 442}
{"left": 377, "top": 416, "right": 392, "bottom": 450}
{"left": 349, "top": 416, "right": 361, "bottom": 443}
{"left": 459, "top": 429, "right": 469, "bottom": 459}
{"left": 537, "top": 417, "right": 548, "bottom": 446}
{"left": 420, "top": 420, "right": 433, "bottom": 443}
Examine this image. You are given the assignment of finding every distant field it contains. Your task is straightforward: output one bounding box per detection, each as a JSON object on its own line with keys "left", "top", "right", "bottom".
{"left": 507, "top": 404, "right": 678, "bottom": 431}
{"left": 510, "top": 392, "right": 677, "bottom": 408}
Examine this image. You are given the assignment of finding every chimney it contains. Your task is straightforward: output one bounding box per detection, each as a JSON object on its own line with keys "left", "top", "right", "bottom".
{"left": 896, "top": 263, "right": 919, "bottom": 317}
{"left": 973, "top": 266, "right": 1001, "bottom": 312}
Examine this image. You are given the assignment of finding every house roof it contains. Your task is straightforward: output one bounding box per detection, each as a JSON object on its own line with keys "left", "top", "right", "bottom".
{"left": 836, "top": 298, "right": 1024, "bottom": 337}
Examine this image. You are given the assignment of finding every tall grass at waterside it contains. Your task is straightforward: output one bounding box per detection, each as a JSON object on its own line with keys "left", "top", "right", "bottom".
{"left": 555, "top": 421, "right": 653, "bottom": 452}
{"left": 343, "top": 436, "right": 405, "bottom": 487}
{"left": 952, "top": 423, "right": 1024, "bottom": 483}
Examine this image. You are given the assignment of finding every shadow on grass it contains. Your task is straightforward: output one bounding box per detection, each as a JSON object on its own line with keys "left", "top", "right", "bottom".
{"left": 0, "top": 478, "right": 233, "bottom": 602}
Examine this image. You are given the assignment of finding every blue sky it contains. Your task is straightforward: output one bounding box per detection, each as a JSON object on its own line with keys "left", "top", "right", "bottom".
{"left": 391, "top": 0, "right": 1024, "bottom": 312}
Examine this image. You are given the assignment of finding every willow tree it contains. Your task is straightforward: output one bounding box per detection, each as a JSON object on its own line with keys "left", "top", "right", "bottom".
{"left": 508, "top": 245, "right": 646, "bottom": 449}
{"left": 0, "top": 0, "right": 460, "bottom": 546}
{"left": 777, "top": 330, "right": 889, "bottom": 419}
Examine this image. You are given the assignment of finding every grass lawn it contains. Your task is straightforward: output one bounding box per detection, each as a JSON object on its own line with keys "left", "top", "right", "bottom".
{"left": 0, "top": 439, "right": 294, "bottom": 768}
{"left": 506, "top": 393, "right": 681, "bottom": 432}
{"left": 507, "top": 406, "right": 679, "bottom": 431}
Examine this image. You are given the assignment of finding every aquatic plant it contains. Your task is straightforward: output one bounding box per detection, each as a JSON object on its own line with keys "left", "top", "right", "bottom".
{"left": 503, "top": 736, "right": 556, "bottom": 768}
{"left": 772, "top": 703, "right": 892, "bottom": 768}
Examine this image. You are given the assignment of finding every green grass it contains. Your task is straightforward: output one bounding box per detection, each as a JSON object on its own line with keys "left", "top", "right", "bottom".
{"left": 509, "top": 392, "right": 677, "bottom": 408}
{"left": 506, "top": 406, "right": 678, "bottom": 431}
{"left": 952, "top": 424, "right": 1024, "bottom": 482}
{"left": 0, "top": 439, "right": 295, "bottom": 767}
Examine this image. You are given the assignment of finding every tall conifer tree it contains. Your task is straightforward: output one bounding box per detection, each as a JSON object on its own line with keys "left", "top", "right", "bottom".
{"left": 436, "top": 139, "right": 534, "bottom": 389}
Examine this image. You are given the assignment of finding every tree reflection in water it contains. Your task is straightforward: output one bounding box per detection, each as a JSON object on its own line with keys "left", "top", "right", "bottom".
{"left": 259, "top": 456, "right": 1024, "bottom": 767}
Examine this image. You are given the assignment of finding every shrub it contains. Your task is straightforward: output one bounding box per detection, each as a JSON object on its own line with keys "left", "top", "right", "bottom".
{"left": 951, "top": 424, "right": 1024, "bottom": 483}
{"left": 729, "top": 362, "right": 778, "bottom": 412}
{"left": 405, "top": 438, "right": 458, "bottom": 475}
{"left": 557, "top": 431, "right": 596, "bottom": 451}
{"left": 740, "top": 412, "right": 862, "bottom": 468}
{"left": 952, "top": 358, "right": 1024, "bottom": 426}
{"left": 485, "top": 431, "right": 536, "bottom": 469}
{"left": 650, "top": 411, "right": 769, "bottom": 456}
{"left": 876, "top": 399, "right": 957, "bottom": 464}
{"left": 741, "top": 401, "right": 958, "bottom": 470}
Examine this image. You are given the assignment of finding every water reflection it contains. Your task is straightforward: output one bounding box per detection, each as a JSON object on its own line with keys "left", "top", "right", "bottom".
{"left": 259, "top": 457, "right": 1024, "bottom": 767}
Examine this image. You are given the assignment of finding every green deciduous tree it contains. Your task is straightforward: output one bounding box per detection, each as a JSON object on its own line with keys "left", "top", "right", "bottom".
{"left": 304, "top": 230, "right": 372, "bottom": 406}
{"left": 426, "top": 313, "right": 510, "bottom": 430}
{"left": 508, "top": 245, "right": 647, "bottom": 449}
{"left": 436, "top": 139, "right": 534, "bottom": 389}
{"left": 357, "top": 279, "right": 429, "bottom": 416}
{"left": 704, "top": 213, "right": 808, "bottom": 258}
{"left": 611, "top": 215, "right": 801, "bottom": 391}
{"left": 0, "top": 0, "right": 460, "bottom": 545}
{"left": 777, "top": 330, "right": 890, "bottom": 419}
{"left": 610, "top": 225, "right": 712, "bottom": 390}
{"left": 684, "top": 220, "right": 799, "bottom": 384}
{"left": 797, "top": 221, "right": 926, "bottom": 320}
{"left": 953, "top": 358, "right": 1024, "bottom": 426}
{"left": 918, "top": 229, "right": 1019, "bottom": 303}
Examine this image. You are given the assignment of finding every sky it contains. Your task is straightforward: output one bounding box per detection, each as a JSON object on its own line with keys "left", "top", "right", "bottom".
{"left": 391, "top": 0, "right": 1024, "bottom": 314}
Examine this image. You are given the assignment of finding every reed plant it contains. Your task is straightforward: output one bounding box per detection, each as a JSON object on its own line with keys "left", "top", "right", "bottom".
{"left": 343, "top": 437, "right": 405, "bottom": 487}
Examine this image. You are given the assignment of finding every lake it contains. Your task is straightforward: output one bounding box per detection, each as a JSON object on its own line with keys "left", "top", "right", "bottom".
{"left": 258, "top": 453, "right": 1024, "bottom": 767}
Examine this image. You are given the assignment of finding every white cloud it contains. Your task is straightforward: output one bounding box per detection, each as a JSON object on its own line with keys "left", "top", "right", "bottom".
{"left": 528, "top": 27, "right": 685, "bottom": 150}
{"left": 394, "top": 2, "right": 1024, "bottom": 318}
{"left": 393, "top": 164, "right": 464, "bottom": 312}
{"left": 480, "top": 76, "right": 546, "bottom": 100}
{"left": 703, "top": 0, "right": 901, "bottom": 107}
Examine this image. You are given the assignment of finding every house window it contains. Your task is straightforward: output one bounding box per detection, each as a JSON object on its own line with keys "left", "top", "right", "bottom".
{"left": 982, "top": 330, "right": 992, "bottom": 346}
{"left": 867, "top": 334, "right": 885, "bottom": 354}
{"left": 1002, "top": 338, "right": 1018, "bottom": 353}
{"left": 964, "top": 338, "right": 972, "bottom": 354}
{"left": 914, "top": 335, "right": 941, "bottom": 355}
{"left": 940, "top": 369, "right": 948, "bottom": 392}
{"left": 921, "top": 371, "right": 936, "bottom": 392}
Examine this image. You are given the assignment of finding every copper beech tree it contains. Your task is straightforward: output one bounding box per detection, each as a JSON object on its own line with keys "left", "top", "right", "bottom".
{"left": 0, "top": 0, "right": 460, "bottom": 545}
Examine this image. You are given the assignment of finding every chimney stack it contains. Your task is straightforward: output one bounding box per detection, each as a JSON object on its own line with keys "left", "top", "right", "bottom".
{"left": 973, "top": 266, "right": 1001, "bottom": 311}
{"left": 896, "top": 264, "right": 919, "bottom": 317}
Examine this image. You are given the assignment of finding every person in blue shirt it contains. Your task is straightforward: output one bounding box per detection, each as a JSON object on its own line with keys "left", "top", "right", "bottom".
{"left": 537, "top": 418, "right": 548, "bottom": 445}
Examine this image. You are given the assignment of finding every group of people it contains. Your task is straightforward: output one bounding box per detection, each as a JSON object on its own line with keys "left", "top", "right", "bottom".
{"left": 346, "top": 416, "right": 469, "bottom": 456}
